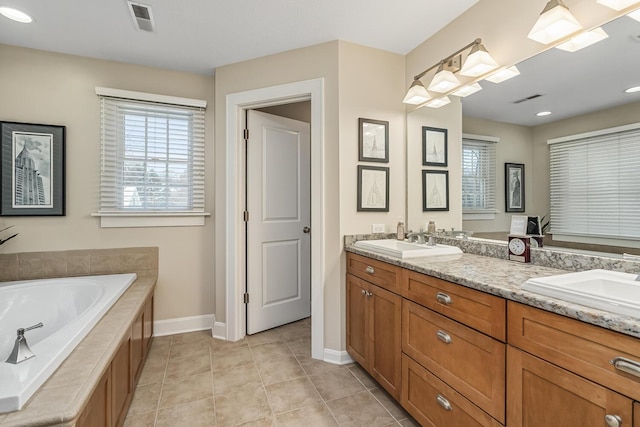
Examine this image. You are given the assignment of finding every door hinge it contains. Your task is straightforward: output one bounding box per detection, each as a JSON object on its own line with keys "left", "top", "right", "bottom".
{"left": 243, "top": 211, "right": 249, "bottom": 222}
{"left": 243, "top": 128, "right": 249, "bottom": 140}
{"left": 243, "top": 292, "right": 249, "bottom": 304}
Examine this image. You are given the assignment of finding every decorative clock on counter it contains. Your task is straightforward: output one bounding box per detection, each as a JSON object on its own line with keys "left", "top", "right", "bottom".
{"left": 508, "top": 235, "right": 530, "bottom": 263}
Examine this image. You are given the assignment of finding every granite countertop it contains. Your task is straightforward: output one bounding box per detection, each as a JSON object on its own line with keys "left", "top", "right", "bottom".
{"left": 0, "top": 272, "right": 157, "bottom": 427}
{"left": 345, "top": 245, "right": 640, "bottom": 340}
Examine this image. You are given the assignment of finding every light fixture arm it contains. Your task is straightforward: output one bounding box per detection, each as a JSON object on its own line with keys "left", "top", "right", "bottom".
{"left": 413, "top": 38, "right": 481, "bottom": 81}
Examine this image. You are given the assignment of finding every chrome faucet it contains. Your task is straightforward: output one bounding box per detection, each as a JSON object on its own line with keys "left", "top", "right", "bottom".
{"left": 5, "top": 322, "right": 44, "bottom": 364}
{"left": 406, "top": 229, "right": 426, "bottom": 244}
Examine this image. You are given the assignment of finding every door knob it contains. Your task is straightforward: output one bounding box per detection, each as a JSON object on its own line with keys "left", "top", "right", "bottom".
{"left": 303, "top": 226, "right": 311, "bottom": 234}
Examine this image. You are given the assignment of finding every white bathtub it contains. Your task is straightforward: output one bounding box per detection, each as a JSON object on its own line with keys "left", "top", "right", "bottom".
{"left": 0, "top": 273, "right": 137, "bottom": 413}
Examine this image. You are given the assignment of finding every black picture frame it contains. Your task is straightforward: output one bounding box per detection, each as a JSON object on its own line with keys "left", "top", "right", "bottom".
{"left": 422, "top": 126, "right": 448, "bottom": 167}
{"left": 358, "top": 118, "right": 389, "bottom": 163}
{"left": 0, "top": 121, "right": 66, "bottom": 216}
{"left": 505, "top": 162, "right": 525, "bottom": 213}
{"left": 357, "top": 165, "right": 389, "bottom": 212}
{"left": 423, "top": 170, "right": 449, "bottom": 211}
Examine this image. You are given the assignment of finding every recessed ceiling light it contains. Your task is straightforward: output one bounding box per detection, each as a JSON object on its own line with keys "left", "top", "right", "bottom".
{"left": 625, "top": 86, "right": 640, "bottom": 93}
{"left": 0, "top": 6, "right": 33, "bottom": 23}
{"left": 536, "top": 111, "right": 552, "bottom": 117}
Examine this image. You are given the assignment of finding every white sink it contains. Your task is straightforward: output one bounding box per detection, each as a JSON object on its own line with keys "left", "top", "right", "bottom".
{"left": 353, "top": 239, "right": 462, "bottom": 259}
{"left": 523, "top": 269, "right": 640, "bottom": 317}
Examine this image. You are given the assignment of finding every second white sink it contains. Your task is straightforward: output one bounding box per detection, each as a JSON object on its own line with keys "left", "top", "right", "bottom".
{"left": 523, "top": 269, "right": 640, "bottom": 317}
{"left": 354, "top": 239, "right": 462, "bottom": 259}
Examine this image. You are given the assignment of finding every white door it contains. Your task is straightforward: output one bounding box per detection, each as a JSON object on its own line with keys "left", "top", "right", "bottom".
{"left": 246, "top": 110, "right": 311, "bottom": 334}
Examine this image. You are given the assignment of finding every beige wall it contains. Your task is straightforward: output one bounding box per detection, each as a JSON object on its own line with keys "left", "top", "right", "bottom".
{"left": 0, "top": 44, "right": 216, "bottom": 322}
{"left": 462, "top": 117, "right": 533, "bottom": 232}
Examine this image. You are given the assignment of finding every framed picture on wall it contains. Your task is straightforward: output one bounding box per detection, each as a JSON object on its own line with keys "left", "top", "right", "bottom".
{"left": 0, "top": 121, "right": 66, "bottom": 216}
{"left": 422, "top": 126, "right": 448, "bottom": 167}
{"left": 505, "top": 162, "right": 525, "bottom": 213}
{"left": 358, "top": 118, "right": 389, "bottom": 163}
{"left": 423, "top": 170, "right": 449, "bottom": 211}
{"left": 357, "top": 165, "right": 389, "bottom": 212}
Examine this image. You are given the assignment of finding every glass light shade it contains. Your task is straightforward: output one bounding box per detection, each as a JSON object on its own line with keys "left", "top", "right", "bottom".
{"left": 628, "top": 9, "right": 640, "bottom": 21}
{"left": 527, "top": 0, "right": 582, "bottom": 44}
{"left": 597, "top": 0, "right": 640, "bottom": 11}
{"left": 484, "top": 66, "right": 521, "bottom": 83}
{"left": 452, "top": 83, "right": 483, "bottom": 98}
{"left": 459, "top": 44, "right": 499, "bottom": 77}
{"left": 555, "top": 27, "right": 608, "bottom": 52}
{"left": 625, "top": 86, "right": 640, "bottom": 93}
{"left": 403, "top": 80, "right": 430, "bottom": 104}
{"left": 0, "top": 6, "right": 33, "bottom": 23}
{"left": 427, "top": 67, "right": 461, "bottom": 93}
{"left": 424, "top": 97, "right": 451, "bottom": 109}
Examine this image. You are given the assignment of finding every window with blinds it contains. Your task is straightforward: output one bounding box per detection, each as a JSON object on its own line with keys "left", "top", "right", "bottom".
{"left": 97, "top": 93, "right": 205, "bottom": 217}
{"left": 462, "top": 134, "right": 497, "bottom": 214}
{"left": 549, "top": 123, "right": 640, "bottom": 242}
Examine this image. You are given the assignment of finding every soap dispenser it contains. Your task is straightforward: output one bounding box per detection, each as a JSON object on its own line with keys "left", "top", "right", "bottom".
{"left": 397, "top": 219, "right": 405, "bottom": 240}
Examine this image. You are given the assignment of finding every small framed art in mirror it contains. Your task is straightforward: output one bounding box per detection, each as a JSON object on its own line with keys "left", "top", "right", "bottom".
{"left": 505, "top": 162, "right": 524, "bottom": 213}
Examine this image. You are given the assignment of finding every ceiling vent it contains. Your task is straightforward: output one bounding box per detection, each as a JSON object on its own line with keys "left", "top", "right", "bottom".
{"left": 127, "top": 1, "right": 155, "bottom": 32}
{"left": 513, "top": 94, "right": 542, "bottom": 104}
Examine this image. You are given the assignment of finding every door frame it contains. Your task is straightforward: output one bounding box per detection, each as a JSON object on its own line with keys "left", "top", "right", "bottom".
{"left": 225, "top": 78, "right": 325, "bottom": 360}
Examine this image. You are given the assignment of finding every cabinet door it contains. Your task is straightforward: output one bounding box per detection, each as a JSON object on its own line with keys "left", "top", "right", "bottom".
{"left": 370, "top": 283, "right": 402, "bottom": 400}
{"left": 112, "top": 332, "right": 133, "bottom": 427}
{"left": 507, "top": 345, "right": 632, "bottom": 427}
{"left": 77, "top": 365, "right": 111, "bottom": 427}
{"left": 131, "top": 309, "right": 144, "bottom": 384}
{"left": 346, "top": 274, "right": 369, "bottom": 367}
{"left": 143, "top": 294, "right": 153, "bottom": 355}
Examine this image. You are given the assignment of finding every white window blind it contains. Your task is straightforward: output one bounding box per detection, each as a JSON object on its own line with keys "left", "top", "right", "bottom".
{"left": 462, "top": 134, "right": 497, "bottom": 213}
{"left": 98, "top": 94, "right": 205, "bottom": 216}
{"left": 549, "top": 124, "right": 640, "bottom": 241}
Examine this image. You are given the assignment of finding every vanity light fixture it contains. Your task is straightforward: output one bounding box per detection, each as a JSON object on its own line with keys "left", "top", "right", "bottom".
{"left": 625, "top": 85, "right": 640, "bottom": 93}
{"left": 402, "top": 80, "right": 431, "bottom": 105}
{"left": 403, "top": 38, "right": 499, "bottom": 104}
{"left": 452, "top": 82, "right": 483, "bottom": 97}
{"left": 428, "top": 61, "right": 461, "bottom": 93}
{"left": 628, "top": 9, "right": 640, "bottom": 21}
{"left": 0, "top": 6, "right": 33, "bottom": 23}
{"left": 424, "top": 97, "right": 451, "bottom": 109}
{"left": 597, "top": 0, "right": 640, "bottom": 10}
{"left": 485, "top": 66, "right": 521, "bottom": 83}
{"left": 555, "top": 27, "right": 609, "bottom": 52}
{"left": 527, "top": 0, "right": 582, "bottom": 45}
{"left": 536, "top": 111, "right": 552, "bottom": 116}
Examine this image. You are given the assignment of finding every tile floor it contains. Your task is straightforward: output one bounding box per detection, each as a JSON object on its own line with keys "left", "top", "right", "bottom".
{"left": 123, "top": 317, "right": 419, "bottom": 426}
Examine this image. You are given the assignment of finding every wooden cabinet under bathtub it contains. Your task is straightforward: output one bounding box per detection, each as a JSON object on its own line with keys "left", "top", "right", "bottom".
{"left": 77, "top": 292, "right": 154, "bottom": 427}
{"left": 346, "top": 251, "right": 640, "bottom": 427}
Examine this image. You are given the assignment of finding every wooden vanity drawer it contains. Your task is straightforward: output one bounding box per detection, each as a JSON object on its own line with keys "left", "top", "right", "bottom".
{"left": 508, "top": 301, "right": 640, "bottom": 401}
{"left": 402, "top": 269, "right": 506, "bottom": 341}
{"left": 402, "top": 299, "right": 505, "bottom": 423}
{"left": 402, "top": 354, "right": 503, "bottom": 427}
{"left": 347, "top": 252, "right": 400, "bottom": 293}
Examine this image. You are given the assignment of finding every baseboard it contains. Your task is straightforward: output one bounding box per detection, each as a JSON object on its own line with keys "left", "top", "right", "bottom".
{"left": 212, "top": 321, "right": 227, "bottom": 340}
{"left": 323, "top": 348, "right": 354, "bottom": 365}
{"left": 153, "top": 314, "right": 215, "bottom": 337}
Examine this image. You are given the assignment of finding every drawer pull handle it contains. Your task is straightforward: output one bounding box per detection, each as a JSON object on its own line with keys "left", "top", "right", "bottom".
{"left": 436, "top": 394, "right": 452, "bottom": 411}
{"left": 436, "top": 292, "right": 452, "bottom": 305}
{"left": 365, "top": 266, "right": 375, "bottom": 274}
{"left": 361, "top": 289, "right": 366, "bottom": 295}
{"left": 605, "top": 414, "right": 622, "bottom": 427}
{"left": 610, "top": 356, "right": 640, "bottom": 378}
{"left": 436, "top": 330, "right": 452, "bottom": 344}
{"left": 365, "top": 291, "right": 373, "bottom": 297}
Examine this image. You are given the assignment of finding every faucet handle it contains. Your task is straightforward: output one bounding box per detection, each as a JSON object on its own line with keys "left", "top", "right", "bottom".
{"left": 18, "top": 322, "right": 44, "bottom": 336}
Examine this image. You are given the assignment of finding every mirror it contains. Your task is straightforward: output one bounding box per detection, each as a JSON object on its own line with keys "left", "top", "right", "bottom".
{"left": 407, "top": 14, "right": 640, "bottom": 255}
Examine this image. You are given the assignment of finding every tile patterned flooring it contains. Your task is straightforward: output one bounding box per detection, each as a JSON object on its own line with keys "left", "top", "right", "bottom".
{"left": 124, "top": 318, "right": 419, "bottom": 426}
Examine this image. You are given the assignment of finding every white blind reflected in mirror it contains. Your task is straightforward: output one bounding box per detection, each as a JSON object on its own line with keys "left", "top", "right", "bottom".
{"left": 549, "top": 124, "right": 640, "bottom": 240}
{"left": 462, "top": 134, "right": 497, "bottom": 214}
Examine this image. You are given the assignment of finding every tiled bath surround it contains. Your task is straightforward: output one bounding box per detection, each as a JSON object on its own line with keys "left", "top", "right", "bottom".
{"left": 344, "top": 234, "right": 640, "bottom": 274}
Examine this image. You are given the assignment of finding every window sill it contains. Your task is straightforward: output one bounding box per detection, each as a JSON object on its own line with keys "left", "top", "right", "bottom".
{"left": 462, "top": 211, "right": 497, "bottom": 221}
{"left": 92, "top": 212, "right": 211, "bottom": 228}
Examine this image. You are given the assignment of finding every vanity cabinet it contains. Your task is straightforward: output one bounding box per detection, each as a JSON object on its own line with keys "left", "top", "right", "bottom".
{"left": 346, "top": 253, "right": 402, "bottom": 399}
{"left": 77, "top": 290, "right": 154, "bottom": 427}
{"left": 507, "top": 301, "right": 640, "bottom": 427}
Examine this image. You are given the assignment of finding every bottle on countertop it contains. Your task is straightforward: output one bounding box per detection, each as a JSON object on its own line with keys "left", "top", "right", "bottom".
{"left": 397, "top": 219, "right": 405, "bottom": 241}
{"left": 427, "top": 220, "right": 436, "bottom": 234}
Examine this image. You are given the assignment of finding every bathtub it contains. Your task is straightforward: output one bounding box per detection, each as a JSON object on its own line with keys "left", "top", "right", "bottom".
{"left": 0, "top": 273, "right": 137, "bottom": 413}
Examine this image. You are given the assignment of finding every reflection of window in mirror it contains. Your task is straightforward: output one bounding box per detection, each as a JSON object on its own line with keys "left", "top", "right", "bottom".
{"left": 461, "top": 134, "right": 498, "bottom": 219}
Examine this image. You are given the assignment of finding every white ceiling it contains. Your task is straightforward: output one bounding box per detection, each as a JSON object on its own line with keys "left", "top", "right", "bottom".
{"left": 0, "top": 0, "right": 478, "bottom": 75}
{"left": 461, "top": 15, "right": 640, "bottom": 127}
